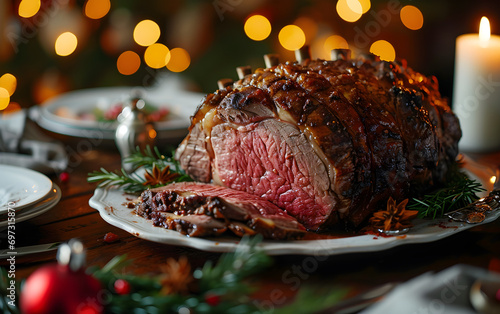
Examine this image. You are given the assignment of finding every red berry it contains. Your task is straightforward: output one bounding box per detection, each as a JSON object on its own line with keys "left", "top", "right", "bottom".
{"left": 114, "top": 279, "right": 131, "bottom": 295}
{"left": 103, "top": 232, "right": 119, "bottom": 243}
{"left": 59, "top": 172, "right": 70, "bottom": 183}
{"left": 204, "top": 293, "right": 220, "bottom": 306}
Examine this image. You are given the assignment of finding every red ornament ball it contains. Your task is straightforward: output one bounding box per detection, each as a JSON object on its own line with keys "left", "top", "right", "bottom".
{"left": 114, "top": 279, "right": 131, "bottom": 295}
{"left": 20, "top": 263, "right": 103, "bottom": 314}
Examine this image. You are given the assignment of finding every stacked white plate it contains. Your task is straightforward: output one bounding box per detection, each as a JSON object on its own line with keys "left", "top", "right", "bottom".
{"left": 0, "top": 165, "right": 61, "bottom": 227}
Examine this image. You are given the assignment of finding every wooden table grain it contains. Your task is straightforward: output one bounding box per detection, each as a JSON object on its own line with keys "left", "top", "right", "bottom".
{"left": 2, "top": 143, "right": 500, "bottom": 308}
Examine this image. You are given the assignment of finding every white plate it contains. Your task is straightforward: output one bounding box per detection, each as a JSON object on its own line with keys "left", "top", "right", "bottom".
{"left": 32, "top": 86, "right": 205, "bottom": 140}
{"left": 0, "top": 181, "right": 61, "bottom": 219}
{"left": 0, "top": 184, "right": 61, "bottom": 227}
{"left": 89, "top": 180, "right": 500, "bottom": 256}
{"left": 0, "top": 165, "right": 53, "bottom": 214}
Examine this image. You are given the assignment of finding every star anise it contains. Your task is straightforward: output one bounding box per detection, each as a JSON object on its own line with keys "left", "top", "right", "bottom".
{"left": 369, "top": 197, "right": 418, "bottom": 232}
{"left": 143, "top": 164, "right": 180, "bottom": 186}
{"left": 159, "top": 256, "right": 194, "bottom": 295}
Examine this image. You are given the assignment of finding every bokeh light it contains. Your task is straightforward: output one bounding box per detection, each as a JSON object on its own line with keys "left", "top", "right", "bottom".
{"left": 84, "top": 0, "right": 111, "bottom": 20}
{"left": 33, "top": 70, "right": 70, "bottom": 104}
{"left": 117, "top": 51, "right": 140, "bottom": 75}
{"left": 490, "top": 175, "right": 497, "bottom": 184}
{"left": 244, "top": 15, "right": 271, "bottom": 41}
{"left": 370, "top": 40, "right": 396, "bottom": 61}
{"left": 324, "top": 35, "right": 349, "bottom": 56}
{"left": 55, "top": 32, "right": 78, "bottom": 56}
{"left": 18, "top": 0, "right": 41, "bottom": 18}
{"left": 133, "top": 20, "right": 160, "bottom": 47}
{"left": 278, "top": 25, "right": 306, "bottom": 51}
{"left": 400, "top": 5, "right": 424, "bottom": 30}
{"left": 149, "top": 129, "right": 157, "bottom": 139}
{"left": 144, "top": 43, "right": 170, "bottom": 69}
{"left": 166, "top": 48, "right": 191, "bottom": 72}
{"left": 294, "top": 17, "right": 318, "bottom": 43}
{"left": 337, "top": 0, "right": 362, "bottom": 23}
{"left": 0, "top": 88, "right": 10, "bottom": 110}
{"left": 358, "top": 0, "right": 371, "bottom": 14}
{"left": 346, "top": 0, "right": 363, "bottom": 14}
{"left": 0, "top": 73, "right": 17, "bottom": 96}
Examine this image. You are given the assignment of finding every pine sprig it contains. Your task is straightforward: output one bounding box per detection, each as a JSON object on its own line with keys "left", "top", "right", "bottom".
{"left": 274, "top": 287, "right": 347, "bottom": 314}
{"left": 408, "top": 165, "right": 485, "bottom": 219}
{"left": 88, "top": 236, "right": 344, "bottom": 313}
{"left": 196, "top": 235, "right": 272, "bottom": 294}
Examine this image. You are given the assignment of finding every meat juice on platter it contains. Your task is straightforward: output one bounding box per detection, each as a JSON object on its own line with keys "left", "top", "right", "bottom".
{"left": 137, "top": 48, "right": 462, "bottom": 240}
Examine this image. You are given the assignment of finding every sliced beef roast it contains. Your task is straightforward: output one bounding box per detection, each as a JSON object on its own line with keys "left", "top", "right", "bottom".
{"left": 175, "top": 53, "right": 461, "bottom": 231}
{"left": 137, "top": 182, "right": 306, "bottom": 239}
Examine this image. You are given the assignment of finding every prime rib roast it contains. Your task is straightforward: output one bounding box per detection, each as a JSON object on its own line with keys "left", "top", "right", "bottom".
{"left": 139, "top": 48, "right": 462, "bottom": 237}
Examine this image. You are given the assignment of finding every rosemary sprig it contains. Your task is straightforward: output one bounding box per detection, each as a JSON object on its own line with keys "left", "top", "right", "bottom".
{"left": 87, "top": 146, "right": 192, "bottom": 194}
{"left": 124, "top": 146, "right": 170, "bottom": 170}
{"left": 126, "top": 146, "right": 190, "bottom": 182}
{"left": 407, "top": 165, "right": 485, "bottom": 219}
{"left": 87, "top": 167, "right": 148, "bottom": 194}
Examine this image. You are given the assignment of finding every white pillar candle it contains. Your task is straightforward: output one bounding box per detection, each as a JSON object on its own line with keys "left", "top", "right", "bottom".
{"left": 453, "top": 17, "right": 500, "bottom": 152}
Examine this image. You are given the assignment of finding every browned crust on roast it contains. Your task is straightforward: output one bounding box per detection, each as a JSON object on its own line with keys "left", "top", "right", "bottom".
{"left": 175, "top": 57, "right": 461, "bottom": 229}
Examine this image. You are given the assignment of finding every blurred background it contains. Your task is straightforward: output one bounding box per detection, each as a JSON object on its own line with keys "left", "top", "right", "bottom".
{"left": 1, "top": 0, "right": 500, "bottom": 112}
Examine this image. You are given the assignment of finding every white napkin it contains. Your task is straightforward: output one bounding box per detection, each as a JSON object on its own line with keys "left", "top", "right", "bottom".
{"left": 0, "top": 110, "right": 68, "bottom": 173}
{"left": 362, "top": 264, "right": 500, "bottom": 314}
{"left": 0, "top": 109, "right": 25, "bottom": 151}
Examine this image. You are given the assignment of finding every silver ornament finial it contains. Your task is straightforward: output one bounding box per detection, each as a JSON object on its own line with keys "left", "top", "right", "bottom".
{"left": 57, "top": 239, "right": 86, "bottom": 272}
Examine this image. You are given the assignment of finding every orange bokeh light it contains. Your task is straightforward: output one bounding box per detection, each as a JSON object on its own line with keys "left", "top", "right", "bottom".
{"left": 244, "top": 15, "right": 272, "bottom": 41}
{"left": 0, "top": 88, "right": 10, "bottom": 110}
{"left": 144, "top": 43, "right": 170, "bottom": 69}
{"left": 117, "top": 51, "right": 141, "bottom": 75}
{"left": 166, "top": 48, "right": 191, "bottom": 73}
{"left": 278, "top": 25, "right": 306, "bottom": 51}
{"left": 18, "top": 0, "right": 40, "bottom": 18}
{"left": 84, "top": 0, "right": 111, "bottom": 20}
{"left": 337, "top": 0, "right": 362, "bottom": 23}
{"left": 400, "top": 5, "right": 424, "bottom": 30}
{"left": 370, "top": 40, "right": 396, "bottom": 61}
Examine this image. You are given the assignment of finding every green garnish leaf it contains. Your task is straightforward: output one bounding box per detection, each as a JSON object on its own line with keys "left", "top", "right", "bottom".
{"left": 408, "top": 162, "right": 486, "bottom": 219}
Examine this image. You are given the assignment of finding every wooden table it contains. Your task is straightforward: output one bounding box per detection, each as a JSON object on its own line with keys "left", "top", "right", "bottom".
{"left": 2, "top": 139, "right": 500, "bottom": 309}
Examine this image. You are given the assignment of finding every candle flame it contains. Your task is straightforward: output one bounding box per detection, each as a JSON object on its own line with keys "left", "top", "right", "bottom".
{"left": 479, "top": 16, "right": 490, "bottom": 45}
